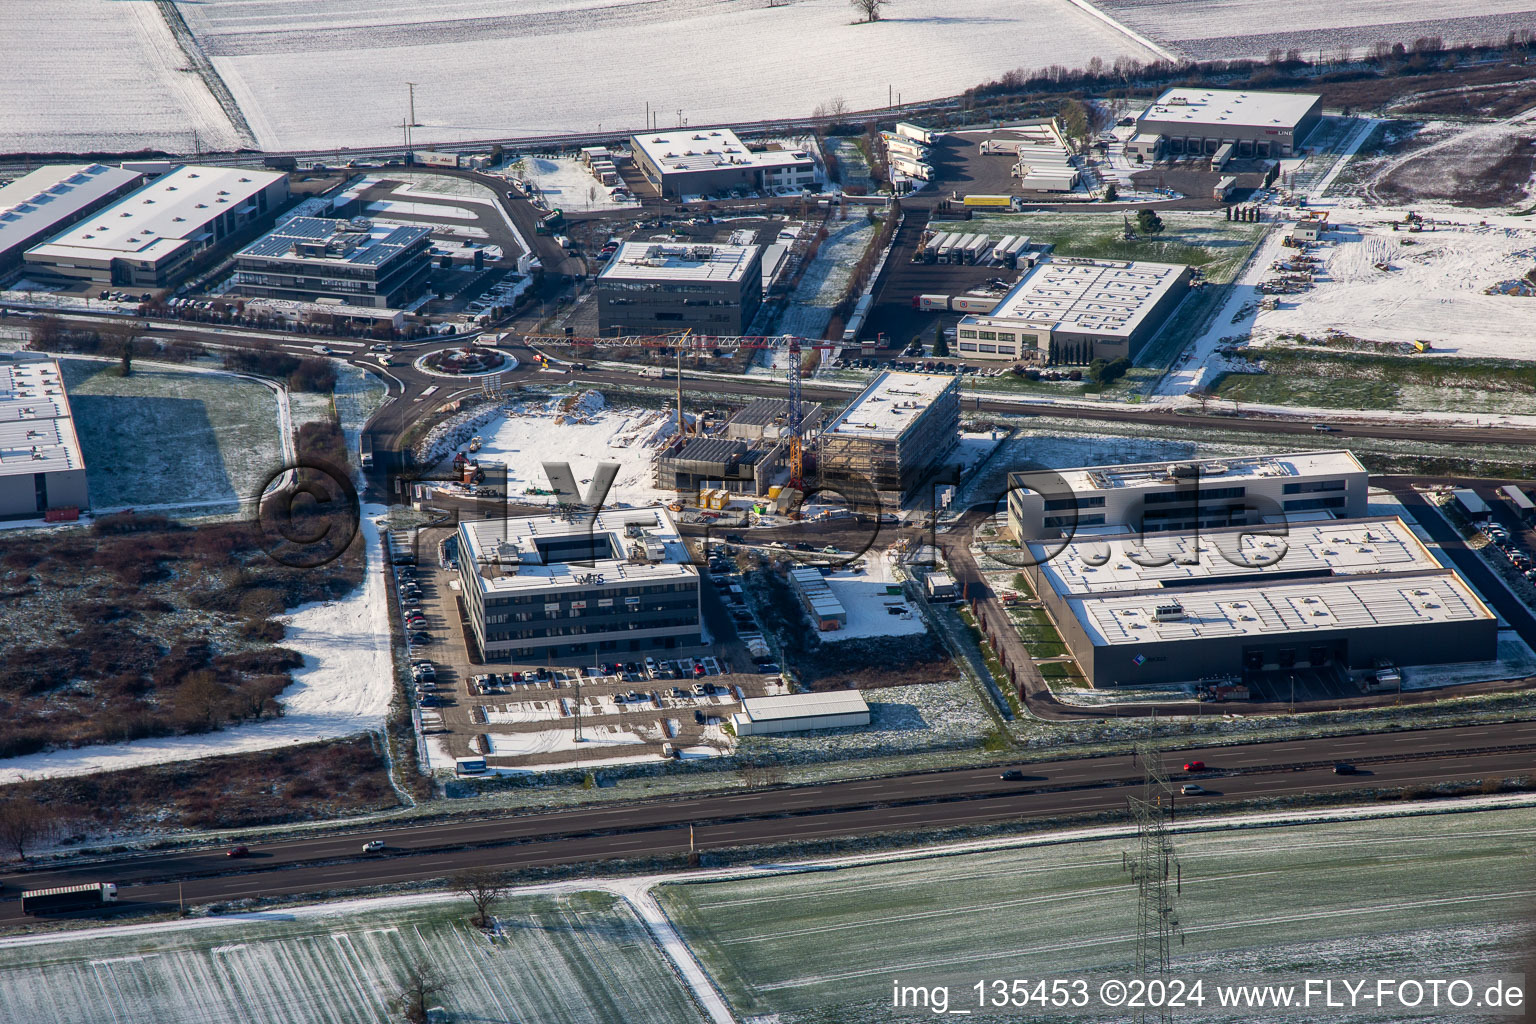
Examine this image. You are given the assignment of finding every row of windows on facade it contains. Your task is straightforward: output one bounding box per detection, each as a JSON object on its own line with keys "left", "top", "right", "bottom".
{"left": 484, "top": 597, "right": 697, "bottom": 623}
{"left": 600, "top": 281, "right": 748, "bottom": 295}
{"left": 1040, "top": 495, "right": 1346, "bottom": 529}
{"left": 481, "top": 582, "right": 695, "bottom": 607}
{"left": 486, "top": 615, "right": 698, "bottom": 640}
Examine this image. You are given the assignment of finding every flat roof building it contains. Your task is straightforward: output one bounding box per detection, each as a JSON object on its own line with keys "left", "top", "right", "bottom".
{"left": 1008, "top": 450, "right": 1369, "bottom": 539}
{"left": 596, "top": 241, "right": 763, "bottom": 336}
{"left": 1128, "top": 88, "right": 1323, "bottom": 160}
{"left": 957, "top": 257, "right": 1192, "bottom": 364}
{"left": 0, "top": 164, "right": 143, "bottom": 272}
{"left": 1021, "top": 516, "right": 1497, "bottom": 687}
{"left": 731, "top": 691, "right": 870, "bottom": 736}
{"left": 456, "top": 506, "right": 702, "bottom": 663}
{"left": 819, "top": 370, "right": 960, "bottom": 508}
{"left": 631, "top": 128, "right": 820, "bottom": 199}
{"left": 0, "top": 357, "right": 88, "bottom": 518}
{"left": 24, "top": 165, "right": 289, "bottom": 288}
{"left": 232, "top": 216, "right": 432, "bottom": 309}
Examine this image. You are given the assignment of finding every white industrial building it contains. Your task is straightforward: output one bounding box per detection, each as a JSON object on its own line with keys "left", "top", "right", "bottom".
{"left": 456, "top": 506, "right": 703, "bottom": 663}
{"left": 956, "top": 257, "right": 1192, "bottom": 363}
{"left": 731, "top": 691, "right": 871, "bottom": 736}
{"left": 0, "top": 164, "right": 143, "bottom": 272}
{"left": 24, "top": 165, "right": 290, "bottom": 288}
{"left": 0, "top": 357, "right": 89, "bottom": 519}
{"left": 1008, "top": 450, "right": 1369, "bottom": 539}
{"left": 1020, "top": 516, "right": 1497, "bottom": 687}
{"left": 1126, "top": 88, "right": 1323, "bottom": 161}
{"left": 630, "top": 128, "right": 820, "bottom": 198}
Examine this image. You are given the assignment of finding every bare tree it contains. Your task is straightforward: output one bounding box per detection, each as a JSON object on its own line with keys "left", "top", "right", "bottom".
{"left": 735, "top": 753, "right": 785, "bottom": 790}
{"left": 0, "top": 797, "right": 56, "bottom": 861}
{"left": 451, "top": 866, "right": 509, "bottom": 929}
{"left": 390, "top": 959, "right": 445, "bottom": 1024}
{"left": 812, "top": 96, "right": 849, "bottom": 120}
{"left": 28, "top": 315, "right": 64, "bottom": 352}
{"left": 849, "top": 0, "right": 889, "bottom": 23}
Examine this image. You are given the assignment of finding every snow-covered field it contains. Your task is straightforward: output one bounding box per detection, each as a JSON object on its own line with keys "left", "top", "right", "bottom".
{"left": 0, "top": 1, "right": 243, "bottom": 155}
{"left": 162, "top": 0, "right": 1157, "bottom": 151}
{"left": 1099, "top": 0, "right": 1536, "bottom": 62}
{"left": 61, "top": 358, "right": 285, "bottom": 514}
{"left": 464, "top": 392, "right": 679, "bottom": 505}
{"left": 0, "top": 891, "right": 706, "bottom": 1024}
{"left": 1255, "top": 211, "right": 1536, "bottom": 359}
{"left": 659, "top": 806, "right": 1536, "bottom": 1022}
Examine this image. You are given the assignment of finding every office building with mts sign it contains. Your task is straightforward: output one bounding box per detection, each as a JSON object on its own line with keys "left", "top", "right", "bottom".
{"left": 596, "top": 242, "right": 762, "bottom": 336}
{"left": 457, "top": 507, "right": 702, "bottom": 663}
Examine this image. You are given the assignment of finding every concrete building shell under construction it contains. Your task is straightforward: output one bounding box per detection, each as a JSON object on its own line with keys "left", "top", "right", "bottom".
{"left": 818, "top": 371, "right": 960, "bottom": 508}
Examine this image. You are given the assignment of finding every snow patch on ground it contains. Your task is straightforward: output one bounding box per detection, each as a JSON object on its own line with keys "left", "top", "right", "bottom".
{"left": 817, "top": 554, "right": 927, "bottom": 643}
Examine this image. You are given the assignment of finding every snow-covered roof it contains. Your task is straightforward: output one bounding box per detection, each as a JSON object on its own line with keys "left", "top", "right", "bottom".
{"left": 0, "top": 164, "right": 142, "bottom": 258}
{"left": 26, "top": 165, "right": 286, "bottom": 266}
{"left": 1139, "top": 88, "right": 1320, "bottom": 132}
{"left": 1040, "top": 450, "right": 1367, "bottom": 496}
{"left": 824, "top": 371, "right": 957, "bottom": 442}
{"left": 959, "top": 257, "right": 1187, "bottom": 339}
{"left": 738, "top": 690, "right": 869, "bottom": 722}
{"left": 599, "top": 241, "right": 759, "bottom": 283}
{"left": 0, "top": 358, "right": 84, "bottom": 479}
{"left": 1072, "top": 571, "right": 1489, "bottom": 647}
{"left": 459, "top": 506, "right": 696, "bottom": 595}
{"left": 1030, "top": 516, "right": 1444, "bottom": 599}
{"left": 631, "top": 128, "right": 813, "bottom": 175}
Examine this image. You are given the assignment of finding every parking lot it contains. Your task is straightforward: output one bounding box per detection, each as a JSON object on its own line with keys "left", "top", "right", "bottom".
{"left": 390, "top": 531, "right": 787, "bottom": 774}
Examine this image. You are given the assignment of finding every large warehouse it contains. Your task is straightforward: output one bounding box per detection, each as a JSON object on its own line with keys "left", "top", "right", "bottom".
{"left": 1126, "top": 88, "right": 1323, "bottom": 160}
{"left": 0, "top": 358, "right": 89, "bottom": 519}
{"left": 1021, "top": 517, "right": 1497, "bottom": 688}
{"left": 731, "top": 691, "right": 870, "bottom": 736}
{"left": 456, "top": 506, "right": 702, "bottom": 663}
{"left": 956, "top": 257, "right": 1192, "bottom": 364}
{"left": 24, "top": 165, "right": 289, "bottom": 288}
{"left": 1008, "top": 450, "right": 1369, "bottom": 539}
{"left": 819, "top": 370, "right": 960, "bottom": 508}
{"left": 630, "top": 128, "right": 820, "bottom": 199}
{"left": 232, "top": 216, "right": 432, "bottom": 309}
{"left": 596, "top": 241, "right": 763, "bottom": 336}
{"left": 0, "top": 164, "right": 143, "bottom": 273}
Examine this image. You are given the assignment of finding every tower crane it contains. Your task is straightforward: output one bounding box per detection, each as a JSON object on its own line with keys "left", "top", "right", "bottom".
{"left": 516, "top": 331, "right": 832, "bottom": 491}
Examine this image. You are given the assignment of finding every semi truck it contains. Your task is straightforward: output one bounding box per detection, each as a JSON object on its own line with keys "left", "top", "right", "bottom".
{"left": 895, "top": 122, "right": 937, "bottom": 146}
{"left": 21, "top": 882, "right": 118, "bottom": 915}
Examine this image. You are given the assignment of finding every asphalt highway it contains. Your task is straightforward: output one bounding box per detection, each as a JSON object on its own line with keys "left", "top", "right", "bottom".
{"left": 2, "top": 722, "right": 1531, "bottom": 921}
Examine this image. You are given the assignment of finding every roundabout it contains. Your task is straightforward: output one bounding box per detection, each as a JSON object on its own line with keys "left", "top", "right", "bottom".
{"left": 415, "top": 344, "right": 517, "bottom": 377}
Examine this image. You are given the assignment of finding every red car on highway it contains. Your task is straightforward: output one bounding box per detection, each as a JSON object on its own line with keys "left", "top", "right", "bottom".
{"left": 1183, "top": 761, "right": 1206, "bottom": 772}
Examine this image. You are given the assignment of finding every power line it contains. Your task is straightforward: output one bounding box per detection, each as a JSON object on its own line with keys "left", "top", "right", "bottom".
{"left": 1123, "top": 742, "right": 1183, "bottom": 1024}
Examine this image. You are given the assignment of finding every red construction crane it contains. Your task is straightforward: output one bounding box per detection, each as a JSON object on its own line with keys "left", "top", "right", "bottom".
{"left": 518, "top": 331, "right": 832, "bottom": 490}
